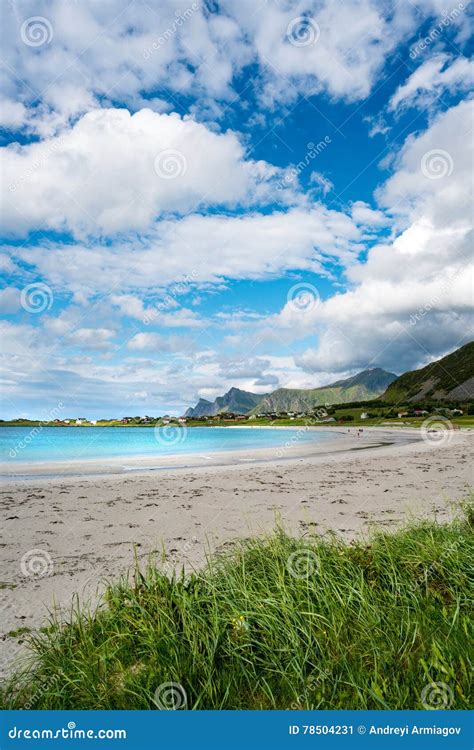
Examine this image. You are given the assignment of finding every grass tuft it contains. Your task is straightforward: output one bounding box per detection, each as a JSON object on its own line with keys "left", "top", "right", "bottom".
{"left": 2, "top": 503, "right": 473, "bottom": 710}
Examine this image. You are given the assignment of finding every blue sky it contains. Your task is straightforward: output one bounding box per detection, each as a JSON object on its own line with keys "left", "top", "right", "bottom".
{"left": 0, "top": 0, "right": 473, "bottom": 418}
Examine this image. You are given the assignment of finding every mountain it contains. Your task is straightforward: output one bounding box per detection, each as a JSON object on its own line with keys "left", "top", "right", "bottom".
{"left": 381, "top": 341, "right": 474, "bottom": 403}
{"left": 185, "top": 369, "right": 397, "bottom": 417}
{"left": 185, "top": 387, "right": 266, "bottom": 418}
{"left": 184, "top": 398, "right": 215, "bottom": 418}
{"left": 250, "top": 368, "right": 397, "bottom": 414}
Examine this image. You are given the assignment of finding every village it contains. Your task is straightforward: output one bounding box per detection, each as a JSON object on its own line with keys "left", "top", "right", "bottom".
{"left": 11, "top": 403, "right": 465, "bottom": 429}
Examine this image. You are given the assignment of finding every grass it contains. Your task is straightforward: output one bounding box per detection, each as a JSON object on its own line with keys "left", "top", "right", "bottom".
{"left": 2, "top": 504, "right": 473, "bottom": 710}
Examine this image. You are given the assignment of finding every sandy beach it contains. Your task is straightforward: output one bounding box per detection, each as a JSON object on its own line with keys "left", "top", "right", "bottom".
{"left": 1, "top": 426, "right": 473, "bottom": 680}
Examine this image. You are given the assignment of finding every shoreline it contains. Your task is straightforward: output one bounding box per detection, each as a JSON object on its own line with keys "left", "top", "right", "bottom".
{"left": 0, "top": 426, "right": 424, "bottom": 480}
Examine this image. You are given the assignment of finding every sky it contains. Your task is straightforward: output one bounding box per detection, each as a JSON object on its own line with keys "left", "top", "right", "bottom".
{"left": 0, "top": 0, "right": 473, "bottom": 419}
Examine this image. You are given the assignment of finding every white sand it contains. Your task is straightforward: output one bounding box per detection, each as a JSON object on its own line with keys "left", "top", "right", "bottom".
{"left": 1, "top": 426, "right": 472, "bottom": 679}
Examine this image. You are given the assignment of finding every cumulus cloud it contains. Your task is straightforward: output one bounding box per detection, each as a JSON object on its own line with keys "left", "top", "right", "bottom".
{"left": 227, "top": 0, "right": 421, "bottom": 105}
{"left": 274, "top": 100, "right": 474, "bottom": 372}
{"left": 1, "top": 108, "right": 291, "bottom": 237}
{"left": 0, "top": 0, "right": 443, "bottom": 135}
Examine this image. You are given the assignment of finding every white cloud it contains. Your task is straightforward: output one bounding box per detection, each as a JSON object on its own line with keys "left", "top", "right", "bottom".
{"left": 127, "top": 332, "right": 196, "bottom": 353}
{"left": 0, "top": 99, "right": 28, "bottom": 130}
{"left": 364, "top": 115, "right": 391, "bottom": 138}
{"left": 111, "top": 295, "right": 203, "bottom": 328}
{"left": 67, "top": 327, "right": 116, "bottom": 351}
{"left": 309, "top": 171, "right": 333, "bottom": 195}
{"left": 8, "top": 205, "right": 363, "bottom": 297}
{"left": 350, "top": 201, "right": 389, "bottom": 227}
{"left": 109, "top": 295, "right": 146, "bottom": 320}
{"left": 377, "top": 98, "right": 472, "bottom": 229}
{"left": 273, "top": 100, "right": 474, "bottom": 372}
{"left": 389, "top": 54, "right": 473, "bottom": 111}
{"left": 2, "top": 0, "right": 460, "bottom": 135}
{"left": 127, "top": 333, "right": 165, "bottom": 351}
{"left": 1, "top": 108, "right": 290, "bottom": 237}
{"left": 226, "top": 0, "right": 420, "bottom": 104}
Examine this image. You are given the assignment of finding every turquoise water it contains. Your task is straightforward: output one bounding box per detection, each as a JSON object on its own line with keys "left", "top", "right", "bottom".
{"left": 1, "top": 425, "right": 339, "bottom": 464}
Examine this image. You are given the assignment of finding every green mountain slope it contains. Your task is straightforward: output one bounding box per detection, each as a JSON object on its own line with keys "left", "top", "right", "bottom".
{"left": 185, "top": 369, "right": 397, "bottom": 417}
{"left": 250, "top": 368, "right": 397, "bottom": 414}
{"left": 381, "top": 341, "right": 474, "bottom": 403}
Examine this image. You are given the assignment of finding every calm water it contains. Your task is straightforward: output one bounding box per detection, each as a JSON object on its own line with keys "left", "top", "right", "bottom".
{"left": 1, "top": 425, "right": 339, "bottom": 464}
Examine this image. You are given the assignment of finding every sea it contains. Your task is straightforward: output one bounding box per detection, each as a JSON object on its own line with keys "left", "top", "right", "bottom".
{"left": 0, "top": 425, "right": 340, "bottom": 464}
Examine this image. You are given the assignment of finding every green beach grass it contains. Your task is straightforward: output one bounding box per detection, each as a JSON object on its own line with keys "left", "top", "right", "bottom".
{"left": 2, "top": 502, "right": 473, "bottom": 710}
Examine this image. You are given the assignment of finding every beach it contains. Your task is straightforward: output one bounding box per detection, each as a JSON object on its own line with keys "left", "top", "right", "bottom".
{"left": 1, "top": 426, "right": 472, "bottom": 680}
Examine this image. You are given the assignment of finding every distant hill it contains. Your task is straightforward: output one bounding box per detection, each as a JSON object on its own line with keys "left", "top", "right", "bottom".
{"left": 185, "top": 369, "right": 397, "bottom": 417}
{"left": 381, "top": 341, "right": 474, "bottom": 403}
{"left": 185, "top": 387, "right": 266, "bottom": 418}
{"left": 250, "top": 368, "right": 397, "bottom": 414}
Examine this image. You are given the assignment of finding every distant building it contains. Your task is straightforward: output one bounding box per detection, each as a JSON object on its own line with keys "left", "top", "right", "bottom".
{"left": 360, "top": 412, "right": 369, "bottom": 419}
